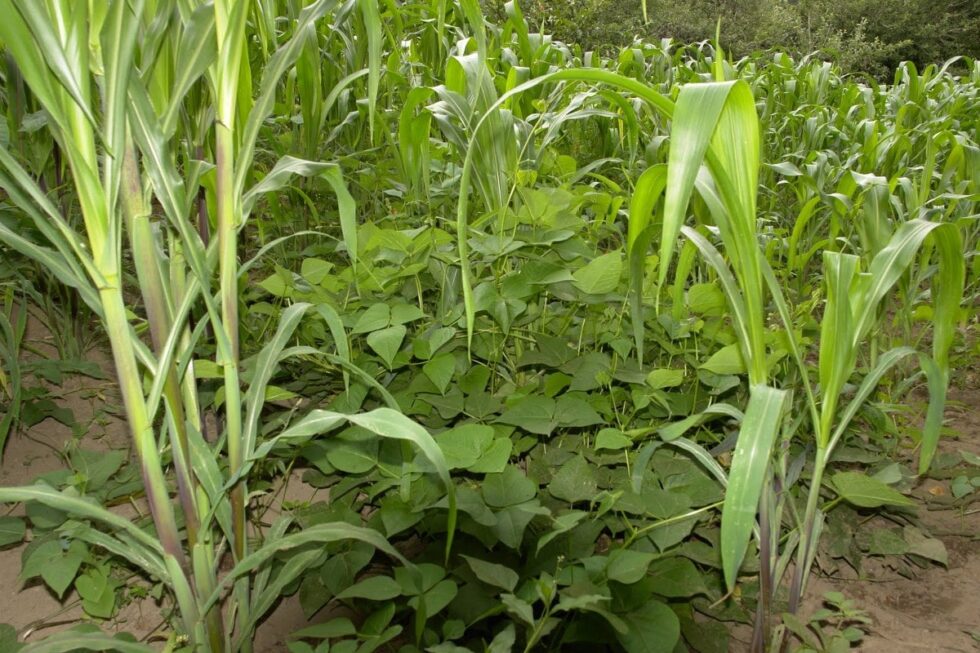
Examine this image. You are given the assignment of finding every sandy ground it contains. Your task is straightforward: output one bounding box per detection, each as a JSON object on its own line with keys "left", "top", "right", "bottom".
{"left": 748, "top": 382, "right": 980, "bottom": 653}
{"left": 815, "top": 383, "right": 980, "bottom": 653}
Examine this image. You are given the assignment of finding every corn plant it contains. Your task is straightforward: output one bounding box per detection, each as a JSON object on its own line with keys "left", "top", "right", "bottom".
{"left": 0, "top": 2, "right": 454, "bottom": 651}
{"left": 648, "top": 65, "right": 965, "bottom": 649}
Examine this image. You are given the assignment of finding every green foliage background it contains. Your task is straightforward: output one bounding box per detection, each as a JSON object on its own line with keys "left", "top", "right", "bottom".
{"left": 488, "top": 0, "right": 980, "bottom": 77}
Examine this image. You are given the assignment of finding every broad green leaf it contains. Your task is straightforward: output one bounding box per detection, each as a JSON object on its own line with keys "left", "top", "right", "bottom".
{"left": 390, "top": 304, "right": 426, "bottom": 325}
{"left": 645, "top": 369, "right": 684, "bottom": 390}
{"left": 23, "top": 539, "right": 86, "bottom": 598}
{"left": 466, "top": 438, "right": 512, "bottom": 474}
{"left": 366, "top": 325, "right": 406, "bottom": 368}
{"left": 700, "top": 344, "right": 746, "bottom": 376}
{"left": 413, "top": 579, "right": 458, "bottom": 619}
{"left": 70, "top": 449, "right": 125, "bottom": 492}
{"left": 353, "top": 304, "right": 391, "bottom": 334}
{"left": 76, "top": 567, "right": 117, "bottom": 619}
{"left": 536, "top": 512, "right": 588, "bottom": 553}
{"left": 0, "top": 516, "right": 26, "bottom": 547}
{"left": 423, "top": 353, "right": 455, "bottom": 394}
{"left": 687, "top": 282, "right": 727, "bottom": 316}
{"left": 488, "top": 625, "right": 517, "bottom": 653}
{"left": 435, "top": 424, "right": 494, "bottom": 470}
{"left": 605, "top": 549, "right": 656, "bottom": 584}
{"left": 595, "top": 428, "right": 633, "bottom": 451}
{"left": 549, "top": 455, "right": 598, "bottom": 503}
{"left": 461, "top": 555, "right": 519, "bottom": 592}
{"left": 554, "top": 394, "right": 603, "bottom": 428}
{"left": 301, "top": 258, "right": 332, "bottom": 285}
{"left": 615, "top": 600, "right": 680, "bottom": 653}
{"left": 496, "top": 396, "right": 556, "bottom": 435}
{"left": 325, "top": 427, "right": 378, "bottom": 474}
{"left": 831, "top": 472, "right": 915, "bottom": 509}
{"left": 501, "top": 594, "right": 535, "bottom": 626}
{"left": 573, "top": 251, "right": 623, "bottom": 295}
{"left": 483, "top": 466, "right": 537, "bottom": 508}
{"left": 493, "top": 503, "right": 545, "bottom": 549}
{"left": 380, "top": 495, "right": 423, "bottom": 537}
{"left": 646, "top": 557, "right": 709, "bottom": 597}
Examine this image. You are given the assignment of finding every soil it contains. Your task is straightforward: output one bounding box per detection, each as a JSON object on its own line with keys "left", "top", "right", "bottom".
{"left": 781, "top": 381, "right": 980, "bottom": 653}
{"left": 2, "top": 314, "right": 978, "bottom": 651}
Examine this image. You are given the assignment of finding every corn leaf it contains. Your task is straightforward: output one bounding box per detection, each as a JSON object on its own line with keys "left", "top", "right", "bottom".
{"left": 721, "top": 385, "right": 787, "bottom": 590}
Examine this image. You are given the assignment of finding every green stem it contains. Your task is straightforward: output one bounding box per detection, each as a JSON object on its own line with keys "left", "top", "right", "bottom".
{"left": 215, "top": 123, "right": 245, "bottom": 563}
{"left": 121, "top": 141, "right": 201, "bottom": 547}
{"left": 789, "top": 446, "right": 827, "bottom": 613}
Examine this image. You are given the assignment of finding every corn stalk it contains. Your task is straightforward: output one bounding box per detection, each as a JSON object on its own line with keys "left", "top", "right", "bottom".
{"left": 0, "top": 2, "right": 455, "bottom": 651}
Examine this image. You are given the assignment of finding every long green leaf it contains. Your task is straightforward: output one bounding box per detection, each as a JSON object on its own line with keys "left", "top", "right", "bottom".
{"left": 660, "top": 83, "right": 734, "bottom": 287}
{"left": 721, "top": 385, "right": 787, "bottom": 590}
{"left": 0, "top": 485, "right": 164, "bottom": 558}
{"left": 234, "top": 0, "right": 339, "bottom": 200}
{"left": 347, "top": 408, "right": 457, "bottom": 560}
{"left": 628, "top": 164, "right": 667, "bottom": 363}
{"left": 161, "top": 4, "right": 218, "bottom": 136}
{"left": 201, "top": 523, "right": 409, "bottom": 614}
{"left": 21, "top": 633, "right": 156, "bottom": 653}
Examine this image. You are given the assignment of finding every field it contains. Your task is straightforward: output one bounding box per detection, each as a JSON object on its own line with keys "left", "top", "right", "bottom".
{"left": 0, "top": 1, "right": 978, "bottom": 652}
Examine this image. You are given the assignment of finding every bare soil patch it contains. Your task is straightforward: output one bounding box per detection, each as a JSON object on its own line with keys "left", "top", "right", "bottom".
{"left": 794, "top": 383, "right": 980, "bottom": 652}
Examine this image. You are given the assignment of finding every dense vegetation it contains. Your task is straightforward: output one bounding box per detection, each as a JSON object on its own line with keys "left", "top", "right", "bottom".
{"left": 502, "top": 0, "right": 980, "bottom": 77}
{"left": 0, "top": 1, "right": 976, "bottom": 652}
